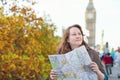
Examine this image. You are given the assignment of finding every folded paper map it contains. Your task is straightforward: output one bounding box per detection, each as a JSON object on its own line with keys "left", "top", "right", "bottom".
{"left": 48, "top": 45, "right": 98, "bottom": 80}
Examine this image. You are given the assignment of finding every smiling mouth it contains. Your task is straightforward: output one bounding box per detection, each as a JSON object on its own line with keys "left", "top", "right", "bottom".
{"left": 76, "top": 40, "right": 81, "bottom": 41}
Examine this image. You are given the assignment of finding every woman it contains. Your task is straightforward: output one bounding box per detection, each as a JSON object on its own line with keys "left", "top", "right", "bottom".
{"left": 50, "top": 24, "right": 108, "bottom": 80}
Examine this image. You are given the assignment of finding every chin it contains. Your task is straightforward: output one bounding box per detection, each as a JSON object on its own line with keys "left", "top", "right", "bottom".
{"left": 76, "top": 44, "right": 81, "bottom": 47}
{"left": 77, "top": 42, "right": 82, "bottom": 45}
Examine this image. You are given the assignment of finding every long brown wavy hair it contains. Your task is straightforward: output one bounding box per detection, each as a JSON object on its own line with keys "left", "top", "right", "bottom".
{"left": 57, "top": 24, "right": 90, "bottom": 54}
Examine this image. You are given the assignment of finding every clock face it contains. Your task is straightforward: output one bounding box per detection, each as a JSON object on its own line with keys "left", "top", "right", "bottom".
{"left": 87, "top": 13, "right": 93, "bottom": 19}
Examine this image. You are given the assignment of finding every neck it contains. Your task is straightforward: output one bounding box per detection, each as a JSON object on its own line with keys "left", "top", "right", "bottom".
{"left": 71, "top": 46, "right": 79, "bottom": 50}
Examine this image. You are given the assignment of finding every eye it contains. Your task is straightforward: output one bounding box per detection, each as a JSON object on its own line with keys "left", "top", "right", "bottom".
{"left": 71, "top": 34, "right": 76, "bottom": 36}
{"left": 78, "top": 33, "right": 82, "bottom": 35}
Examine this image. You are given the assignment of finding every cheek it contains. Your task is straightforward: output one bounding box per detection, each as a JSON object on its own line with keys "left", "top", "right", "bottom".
{"left": 79, "top": 38, "right": 84, "bottom": 44}
{"left": 69, "top": 39, "right": 74, "bottom": 43}
{"left": 67, "top": 37, "right": 73, "bottom": 42}
{"left": 78, "top": 40, "right": 83, "bottom": 44}
{"left": 81, "top": 36, "right": 84, "bottom": 41}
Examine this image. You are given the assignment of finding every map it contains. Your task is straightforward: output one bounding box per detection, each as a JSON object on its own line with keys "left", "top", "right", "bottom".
{"left": 48, "top": 45, "right": 98, "bottom": 80}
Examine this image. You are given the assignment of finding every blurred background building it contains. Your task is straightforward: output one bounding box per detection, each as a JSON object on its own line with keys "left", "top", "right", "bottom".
{"left": 85, "top": 0, "right": 96, "bottom": 48}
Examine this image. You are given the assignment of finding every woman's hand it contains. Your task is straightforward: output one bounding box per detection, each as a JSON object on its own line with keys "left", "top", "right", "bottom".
{"left": 50, "top": 69, "right": 58, "bottom": 80}
{"left": 89, "top": 62, "right": 99, "bottom": 73}
{"left": 89, "top": 62, "right": 104, "bottom": 80}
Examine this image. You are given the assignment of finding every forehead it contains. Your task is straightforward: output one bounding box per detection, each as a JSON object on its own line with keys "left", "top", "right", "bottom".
{"left": 69, "top": 27, "right": 81, "bottom": 33}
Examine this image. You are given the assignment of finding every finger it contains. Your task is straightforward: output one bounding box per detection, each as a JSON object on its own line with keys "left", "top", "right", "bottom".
{"left": 50, "top": 74, "right": 58, "bottom": 80}
{"left": 89, "top": 62, "right": 99, "bottom": 72}
{"left": 50, "top": 70, "right": 58, "bottom": 75}
{"left": 50, "top": 69, "right": 58, "bottom": 79}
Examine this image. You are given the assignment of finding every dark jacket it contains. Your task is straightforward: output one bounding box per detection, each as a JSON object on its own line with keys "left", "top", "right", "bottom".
{"left": 88, "top": 48, "right": 108, "bottom": 80}
{"left": 87, "top": 48, "right": 106, "bottom": 73}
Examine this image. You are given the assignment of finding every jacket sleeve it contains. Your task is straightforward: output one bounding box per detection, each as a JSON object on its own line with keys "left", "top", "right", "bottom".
{"left": 103, "top": 72, "right": 108, "bottom": 80}
{"left": 88, "top": 49, "right": 108, "bottom": 80}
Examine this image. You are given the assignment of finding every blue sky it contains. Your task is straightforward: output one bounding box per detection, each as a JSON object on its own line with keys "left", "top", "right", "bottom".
{"left": 33, "top": 0, "right": 120, "bottom": 50}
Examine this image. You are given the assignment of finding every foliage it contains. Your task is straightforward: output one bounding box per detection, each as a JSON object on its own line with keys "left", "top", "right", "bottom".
{"left": 0, "top": 1, "right": 60, "bottom": 80}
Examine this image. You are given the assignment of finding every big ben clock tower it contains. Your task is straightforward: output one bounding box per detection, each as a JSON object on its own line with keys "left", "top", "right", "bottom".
{"left": 85, "top": 0, "right": 96, "bottom": 47}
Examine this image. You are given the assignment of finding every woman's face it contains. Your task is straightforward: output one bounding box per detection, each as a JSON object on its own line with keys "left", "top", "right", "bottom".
{"left": 67, "top": 27, "right": 83, "bottom": 49}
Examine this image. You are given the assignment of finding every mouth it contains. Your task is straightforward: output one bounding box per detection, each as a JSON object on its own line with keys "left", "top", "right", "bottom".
{"left": 76, "top": 40, "right": 81, "bottom": 41}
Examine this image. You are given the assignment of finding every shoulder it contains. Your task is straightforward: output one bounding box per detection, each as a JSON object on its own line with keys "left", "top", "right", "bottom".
{"left": 87, "top": 48, "right": 99, "bottom": 59}
{"left": 88, "top": 48, "right": 98, "bottom": 55}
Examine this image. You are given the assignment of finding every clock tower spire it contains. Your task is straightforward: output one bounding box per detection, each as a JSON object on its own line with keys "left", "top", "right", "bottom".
{"left": 85, "top": 0, "right": 96, "bottom": 48}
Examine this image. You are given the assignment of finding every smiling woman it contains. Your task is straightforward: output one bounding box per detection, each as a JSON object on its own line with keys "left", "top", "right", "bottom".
{"left": 50, "top": 24, "right": 108, "bottom": 80}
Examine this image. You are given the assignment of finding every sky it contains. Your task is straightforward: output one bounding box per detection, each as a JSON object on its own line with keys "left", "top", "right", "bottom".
{"left": 1, "top": 0, "right": 119, "bottom": 50}
{"left": 33, "top": 0, "right": 120, "bottom": 50}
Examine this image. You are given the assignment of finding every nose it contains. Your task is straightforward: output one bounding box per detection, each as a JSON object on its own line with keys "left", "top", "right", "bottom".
{"left": 76, "top": 34, "right": 81, "bottom": 39}
{"left": 77, "top": 34, "right": 81, "bottom": 37}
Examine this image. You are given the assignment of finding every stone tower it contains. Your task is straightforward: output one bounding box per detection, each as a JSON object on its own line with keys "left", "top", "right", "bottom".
{"left": 85, "top": 0, "right": 96, "bottom": 47}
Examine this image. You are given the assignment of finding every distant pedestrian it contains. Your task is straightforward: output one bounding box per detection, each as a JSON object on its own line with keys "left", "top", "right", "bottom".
{"left": 114, "top": 47, "right": 120, "bottom": 64}
{"left": 114, "top": 47, "right": 120, "bottom": 78}
{"left": 102, "top": 52, "right": 113, "bottom": 75}
{"left": 110, "top": 48, "right": 116, "bottom": 67}
{"left": 101, "top": 50, "right": 106, "bottom": 60}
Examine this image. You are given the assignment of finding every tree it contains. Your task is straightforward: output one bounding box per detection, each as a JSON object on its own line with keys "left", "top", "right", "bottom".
{"left": 0, "top": 0, "right": 60, "bottom": 79}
